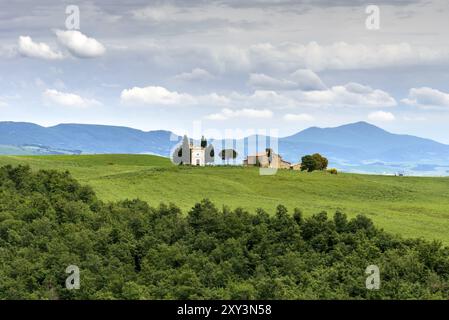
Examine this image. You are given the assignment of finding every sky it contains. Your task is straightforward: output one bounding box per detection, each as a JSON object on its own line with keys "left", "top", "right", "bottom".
{"left": 1, "top": 0, "right": 449, "bottom": 141}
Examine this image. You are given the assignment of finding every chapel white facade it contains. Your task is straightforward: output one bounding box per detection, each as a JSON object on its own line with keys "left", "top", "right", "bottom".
{"left": 190, "top": 145, "right": 206, "bottom": 166}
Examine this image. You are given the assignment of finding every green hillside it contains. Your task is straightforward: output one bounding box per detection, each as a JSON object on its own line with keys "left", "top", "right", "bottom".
{"left": 1, "top": 154, "right": 449, "bottom": 244}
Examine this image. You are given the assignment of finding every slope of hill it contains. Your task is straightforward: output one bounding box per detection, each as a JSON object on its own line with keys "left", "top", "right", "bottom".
{"left": 1, "top": 154, "right": 449, "bottom": 244}
{"left": 0, "top": 121, "right": 179, "bottom": 155}
{"left": 279, "top": 121, "right": 449, "bottom": 163}
{"left": 1, "top": 121, "right": 449, "bottom": 175}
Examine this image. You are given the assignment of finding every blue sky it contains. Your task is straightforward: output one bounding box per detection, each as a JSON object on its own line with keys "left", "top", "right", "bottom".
{"left": 1, "top": 0, "right": 449, "bottom": 142}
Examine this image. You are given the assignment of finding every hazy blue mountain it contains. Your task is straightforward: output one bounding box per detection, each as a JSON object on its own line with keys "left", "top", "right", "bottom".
{"left": 0, "top": 122, "right": 180, "bottom": 155}
{"left": 1, "top": 120, "right": 449, "bottom": 175}
{"left": 212, "top": 121, "right": 449, "bottom": 174}
{"left": 279, "top": 121, "right": 449, "bottom": 164}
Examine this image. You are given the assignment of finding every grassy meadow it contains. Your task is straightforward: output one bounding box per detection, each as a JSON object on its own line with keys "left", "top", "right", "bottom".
{"left": 1, "top": 154, "right": 449, "bottom": 244}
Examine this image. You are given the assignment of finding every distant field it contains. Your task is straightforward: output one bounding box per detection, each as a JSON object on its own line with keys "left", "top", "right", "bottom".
{"left": 1, "top": 154, "right": 449, "bottom": 244}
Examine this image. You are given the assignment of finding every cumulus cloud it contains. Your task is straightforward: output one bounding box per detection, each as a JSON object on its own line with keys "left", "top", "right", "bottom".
{"left": 402, "top": 87, "right": 449, "bottom": 109}
{"left": 56, "top": 30, "right": 105, "bottom": 58}
{"left": 43, "top": 89, "right": 101, "bottom": 108}
{"left": 368, "top": 111, "right": 396, "bottom": 122}
{"left": 289, "top": 82, "right": 397, "bottom": 108}
{"left": 205, "top": 108, "right": 273, "bottom": 120}
{"left": 121, "top": 86, "right": 196, "bottom": 106}
{"left": 174, "top": 68, "right": 215, "bottom": 81}
{"left": 283, "top": 113, "right": 314, "bottom": 121}
{"left": 290, "top": 69, "right": 326, "bottom": 91}
{"left": 121, "top": 80, "right": 395, "bottom": 110}
{"left": 18, "top": 36, "right": 63, "bottom": 60}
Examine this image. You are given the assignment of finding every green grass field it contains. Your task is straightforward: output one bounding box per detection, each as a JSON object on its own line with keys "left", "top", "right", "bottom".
{"left": 1, "top": 154, "right": 449, "bottom": 244}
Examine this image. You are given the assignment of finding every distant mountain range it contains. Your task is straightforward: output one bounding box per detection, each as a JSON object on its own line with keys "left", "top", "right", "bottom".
{"left": 277, "top": 122, "right": 449, "bottom": 175}
{"left": 1, "top": 121, "right": 449, "bottom": 175}
{"left": 0, "top": 122, "right": 176, "bottom": 155}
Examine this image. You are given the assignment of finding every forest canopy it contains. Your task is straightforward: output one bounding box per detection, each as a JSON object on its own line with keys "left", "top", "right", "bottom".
{"left": 0, "top": 165, "right": 448, "bottom": 299}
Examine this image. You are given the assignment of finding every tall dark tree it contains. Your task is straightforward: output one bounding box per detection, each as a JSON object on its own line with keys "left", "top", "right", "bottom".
{"left": 201, "top": 136, "right": 207, "bottom": 148}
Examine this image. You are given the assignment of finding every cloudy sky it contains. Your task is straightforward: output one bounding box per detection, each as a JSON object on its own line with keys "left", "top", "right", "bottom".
{"left": 1, "top": 0, "right": 449, "bottom": 141}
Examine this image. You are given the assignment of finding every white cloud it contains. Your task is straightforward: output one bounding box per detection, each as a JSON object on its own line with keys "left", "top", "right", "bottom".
{"left": 174, "top": 68, "right": 215, "bottom": 81}
{"left": 205, "top": 108, "right": 273, "bottom": 120}
{"left": 18, "top": 36, "right": 63, "bottom": 60}
{"left": 120, "top": 80, "right": 395, "bottom": 111}
{"left": 120, "top": 86, "right": 196, "bottom": 106}
{"left": 248, "top": 73, "right": 298, "bottom": 90}
{"left": 284, "top": 113, "right": 314, "bottom": 122}
{"left": 293, "top": 83, "right": 397, "bottom": 108}
{"left": 368, "top": 111, "right": 396, "bottom": 122}
{"left": 43, "top": 89, "right": 101, "bottom": 108}
{"left": 249, "top": 69, "right": 326, "bottom": 91}
{"left": 290, "top": 69, "right": 326, "bottom": 91}
{"left": 246, "top": 42, "right": 449, "bottom": 72}
{"left": 56, "top": 30, "right": 105, "bottom": 58}
{"left": 402, "top": 87, "right": 449, "bottom": 109}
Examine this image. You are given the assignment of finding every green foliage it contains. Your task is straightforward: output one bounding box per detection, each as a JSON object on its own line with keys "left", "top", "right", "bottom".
{"left": 313, "top": 153, "right": 328, "bottom": 171}
{"left": 300, "top": 155, "right": 316, "bottom": 172}
{"left": 0, "top": 165, "right": 448, "bottom": 300}
{"left": 301, "top": 153, "right": 328, "bottom": 172}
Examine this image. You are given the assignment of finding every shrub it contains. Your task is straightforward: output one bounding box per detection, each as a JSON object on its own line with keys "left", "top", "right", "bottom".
{"left": 301, "top": 153, "right": 328, "bottom": 172}
{"left": 0, "top": 165, "right": 448, "bottom": 300}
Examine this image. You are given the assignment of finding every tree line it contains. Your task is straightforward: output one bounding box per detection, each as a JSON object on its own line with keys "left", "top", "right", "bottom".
{"left": 0, "top": 165, "right": 448, "bottom": 299}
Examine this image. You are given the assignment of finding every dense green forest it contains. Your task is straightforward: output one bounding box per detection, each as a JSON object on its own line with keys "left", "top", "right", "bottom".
{"left": 0, "top": 165, "right": 448, "bottom": 299}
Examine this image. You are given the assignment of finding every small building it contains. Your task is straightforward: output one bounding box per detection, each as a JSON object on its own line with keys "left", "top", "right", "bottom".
{"left": 290, "top": 163, "right": 302, "bottom": 171}
{"left": 173, "top": 135, "right": 214, "bottom": 166}
{"left": 243, "top": 148, "right": 291, "bottom": 169}
{"left": 190, "top": 145, "right": 205, "bottom": 166}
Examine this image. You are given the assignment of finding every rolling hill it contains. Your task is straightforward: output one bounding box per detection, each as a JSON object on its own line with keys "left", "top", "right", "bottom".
{"left": 1, "top": 154, "right": 449, "bottom": 244}
{"left": 1, "top": 121, "right": 449, "bottom": 174}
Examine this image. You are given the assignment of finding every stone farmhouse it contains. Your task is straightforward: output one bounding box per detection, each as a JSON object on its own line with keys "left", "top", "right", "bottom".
{"left": 243, "top": 148, "right": 292, "bottom": 169}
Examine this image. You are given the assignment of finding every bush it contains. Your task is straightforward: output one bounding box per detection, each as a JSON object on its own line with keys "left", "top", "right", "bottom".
{"left": 301, "top": 153, "right": 328, "bottom": 172}
{"left": 0, "top": 165, "right": 448, "bottom": 300}
{"left": 328, "top": 168, "right": 338, "bottom": 175}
